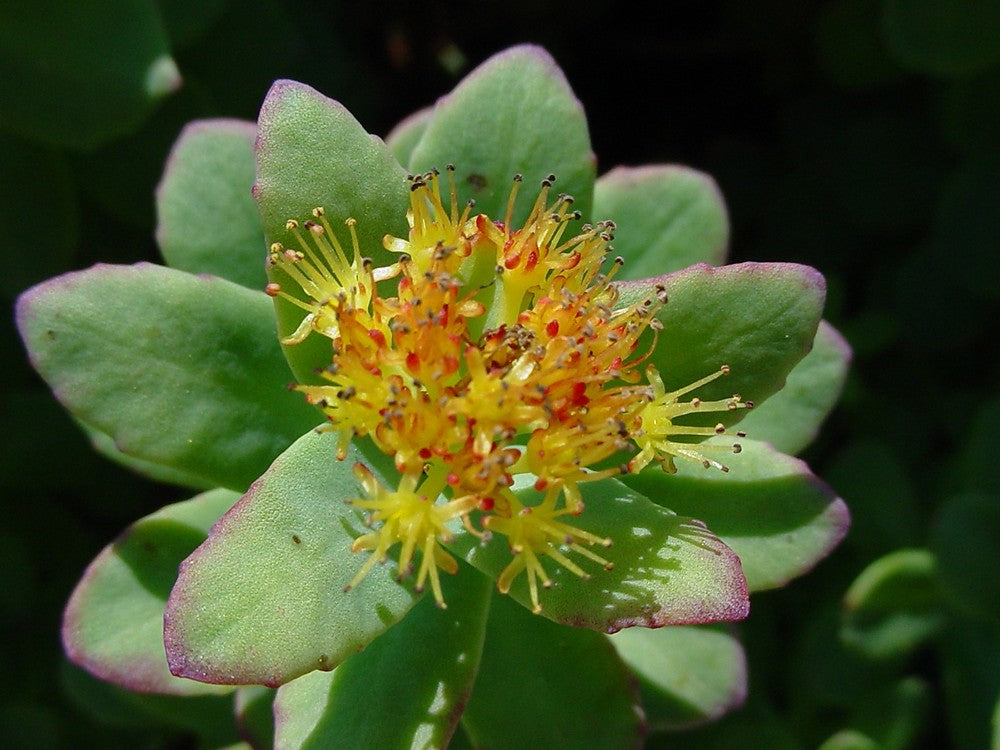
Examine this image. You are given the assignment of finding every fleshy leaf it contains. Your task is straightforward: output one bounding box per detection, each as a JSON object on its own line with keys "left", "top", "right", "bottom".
{"left": 164, "top": 430, "right": 420, "bottom": 687}
{"left": 156, "top": 119, "right": 267, "bottom": 289}
{"left": 81, "top": 419, "right": 214, "bottom": 490}
{"left": 461, "top": 593, "right": 644, "bottom": 750}
{"left": 817, "top": 729, "right": 881, "bottom": 750}
{"left": 16, "top": 263, "right": 319, "bottom": 491}
{"left": 63, "top": 489, "right": 239, "bottom": 696}
{"left": 840, "top": 549, "right": 945, "bottom": 660}
{"left": 452, "top": 476, "right": 748, "bottom": 631}
{"left": 735, "top": 320, "right": 851, "bottom": 454}
{"left": 409, "top": 44, "right": 596, "bottom": 223}
{"left": 609, "top": 623, "right": 746, "bottom": 730}
{"left": 931, "top": 493, "right": 1000, "bottom": 620}
{"left": 622, "top": 437, "right": 849, "bottom": 591}
{"left": 254, "top": 79, "right": 409, "bottom": 383}
{"left": 385, "top": 106, "right": 432, "bottom": 167}
{"left": 616, "top": 262, "right": 825, "bottom": 420}
{"left": 593, "top": 165, "right": 729, "bottom": 278}
{"left": 0, "top": 0, "right": 181, "bottom": 150}
{"left": 273, "top": 568, "right": 490, "bottom": 750}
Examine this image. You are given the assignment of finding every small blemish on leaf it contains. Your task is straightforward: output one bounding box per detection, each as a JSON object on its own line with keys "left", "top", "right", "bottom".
{"left": 466, "top": 173, "right": 488, "bottom": 192}
{"left": 291, "top": 534, "right": 301, "bottom": 544}
{"left": 45, "top": 329, "right": 56, "bottom": 340}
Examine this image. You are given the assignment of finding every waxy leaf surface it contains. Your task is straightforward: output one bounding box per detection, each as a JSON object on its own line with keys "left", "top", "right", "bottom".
{"left": 609, "top": 624, "right": 746, "bottom": 730}
{"left": 157, "top": 119, "right": 266, "bottom": 289}
{"left": 454, "top": 476, "right": 748, "bottom": 631}
{"left": 409, "top": 45, "right": 596, "bottom": 223}
{"left": 254, "top": 79, "right": 409, "bottom": 383}
{"left": 461, "top": 593, "right": 644, "bottom": 750}
{"left": 274, "top": 569, "right": 490, "bottom": 750}
{"left": 164, "top": 430, "right": 420, "bottom": 687}
{"left": 594, "top": 165, "right": 729, "bottom": 278}
{"left": 736, "top": 320, "right": 851, "bottom": 454}
{"left": 616, "top": 262, "right": 825, "bottom": 417}
{"left": 16, "top": 263, "right": 318, "bottom": 491}
{"left": 623, "top": 437, "right": 849, "bottom": 591}
{"left": 63, "top": 489, "right": 239, "bottom": 696}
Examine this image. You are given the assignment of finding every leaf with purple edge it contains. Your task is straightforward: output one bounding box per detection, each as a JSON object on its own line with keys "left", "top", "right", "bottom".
{"left": 616, "top": 262, "right": 826, "bottom": 424}
{"left": 63, "top": 489, "right": 239, "bottom": 696}
{"left": 622, "top": 437, "right": 849, "bottom": 592}
{"left": 451, "top": 475, "right": 748, "bottom": 631}
{"left": 736, "top": 320, "right": 852, "bottom": 455}
{"left": 609, "top": 624, "right": 747, "bottom": 731}
{"left": 15, "top": 263, "right": 319, "bottom": 492}
{"left": 156, "top": 119, "right": 266, "bottom": 290}
{"left": 163, "top": 430, "right": 421, "bottom": 688}
{"left": 254, "top": 79, "right": 409, "bottom": 384}
{"left": 461, "top": 592, "right": 644, "bottom": 750}
{"left": 593, "top": 165, "right": 730, "bottom": 278}
{"left": 409, "top": 44, "right": 596, "bottom": 224}
{"left": 273, "top": 566, "right": 490, "bottom": 750}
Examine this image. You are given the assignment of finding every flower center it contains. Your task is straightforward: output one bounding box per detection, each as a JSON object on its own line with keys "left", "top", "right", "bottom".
{"left": 267, "top": 170, "right": 751, "bottom": 610}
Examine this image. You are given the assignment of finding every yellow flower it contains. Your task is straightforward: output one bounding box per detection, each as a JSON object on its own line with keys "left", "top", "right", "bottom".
{"left": 274, "top": 171, "right": 752, "bottom": 609}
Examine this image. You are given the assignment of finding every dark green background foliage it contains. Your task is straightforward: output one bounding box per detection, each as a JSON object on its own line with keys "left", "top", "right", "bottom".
{"left": 2, "top": 1, "right": 997, "bottom": 748}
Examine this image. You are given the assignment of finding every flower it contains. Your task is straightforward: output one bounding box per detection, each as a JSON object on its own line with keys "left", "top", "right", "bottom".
{"left": 270, "top": 169, "right": 752, "bottom": 611}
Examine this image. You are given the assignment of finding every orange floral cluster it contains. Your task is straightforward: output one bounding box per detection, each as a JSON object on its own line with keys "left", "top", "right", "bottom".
{"left": 265, "top": 168, "right": 749, "bottom": 611}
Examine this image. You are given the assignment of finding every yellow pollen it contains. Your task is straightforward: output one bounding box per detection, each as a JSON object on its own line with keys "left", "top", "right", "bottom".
{"left": 273, "top": 169, "right": 752, "bottom": 610}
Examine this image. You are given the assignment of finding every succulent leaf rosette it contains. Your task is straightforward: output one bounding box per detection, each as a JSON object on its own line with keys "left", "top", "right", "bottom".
{"left": 17, "top": 46, "right": 851, "bottom": 748}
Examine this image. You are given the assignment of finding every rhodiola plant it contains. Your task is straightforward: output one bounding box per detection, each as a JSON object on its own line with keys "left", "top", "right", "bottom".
{"left": 17, "top": 45, "right": 850, "bottom": 749}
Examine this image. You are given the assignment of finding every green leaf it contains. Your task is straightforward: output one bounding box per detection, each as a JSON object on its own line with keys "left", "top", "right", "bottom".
{"left": 156, "top": 119, "right": 267, "bottom": 289}
{"left": 882, "top": 0, "right": 1000, "bottom": 79}
{"left": 0, "top": 0, "right": 180, "bottom": 150}
{"left": 385, "top": 106, "right": 432, "bottom": 167}
{"left": 254, "top": 79, "right": 409, "bottom": 383}
{"left": 817, "top": 729, "right": 881, "bottom": 750}
{"left": 593, "top": 165, "right": 729, "bottom": 278}
{"left": 81, "top": 419, "right": 214, "bottom": 491}
{"left": 453, "top": 476, "right": 748, "bottom": 630}
{"left": 622, "top": 437, "right": 849, "bottom": 591}
{"left": 409, "top": 45, "right": 596, "bottom": 224}
{"left": 273, "top": 568, "right": 490, "bottom": 750}
{"left": 840, "top": 549, "right": 945, "bottom": 660}
{"left": 609, "top": 624, "right": 746, "bottom": 730}
{"left": 164, "top": 430, "right": 420, "bottom": 687}
{"left": 616, "top": 262, "right": 825, "bottom": 422}
{"left": 16, "top": 263, "right": 319, "bottom": 491}
{"left": 461, "top": 593, "right": 643, "bottom": 750}
{"left": 735, "top": 320, "right": 852, "bottom": 455}
{"left": 63, "top": 489, "right": 239, "bottom": 695}
{"left": 931, "top": 492, "right": 1000, "bottom": 620}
